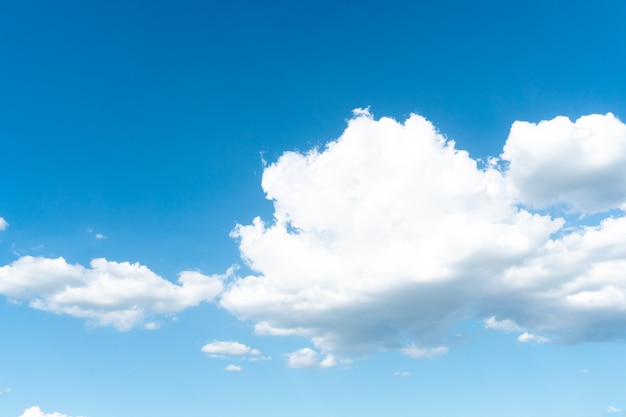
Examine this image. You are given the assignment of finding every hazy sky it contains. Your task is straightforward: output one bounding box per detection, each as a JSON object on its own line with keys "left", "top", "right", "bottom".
{"left": 1, "top": 1, "right": 626, "bottom": 416}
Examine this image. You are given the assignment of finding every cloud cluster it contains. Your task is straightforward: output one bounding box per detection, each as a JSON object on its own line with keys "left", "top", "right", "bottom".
{"left": 0, "top": 256, "right": 228, "bottom": 330}
{"left": 220, "top": 109, "right": 626, "bottom": 355}
{"left": 3, "top": 109, "right": 626, "bottom": 361}
{"left": 19, "top": 406, "right": 84, "bottom": 417}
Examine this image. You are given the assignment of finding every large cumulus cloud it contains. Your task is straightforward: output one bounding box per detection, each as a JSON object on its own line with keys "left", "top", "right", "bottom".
{"left": 221, "top": 109, "right": 626, "bottom": 354}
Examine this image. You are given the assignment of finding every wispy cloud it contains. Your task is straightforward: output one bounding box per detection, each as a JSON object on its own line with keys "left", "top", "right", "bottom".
{"left": 402, "top": 345, "right": 449, "bottom": 359}
{"left": 517, "top": 333, "right": 549, "bottom": 344}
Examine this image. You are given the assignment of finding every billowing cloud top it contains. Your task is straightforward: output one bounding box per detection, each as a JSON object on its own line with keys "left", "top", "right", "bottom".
{"left": 0, "top": 217, "right": 8, "bottom": 231}
{"left": 502, "top": 113, "right": 626, "bottom": 213}
{"left": 220, "top": 109, "right": 626, "bottom": 354}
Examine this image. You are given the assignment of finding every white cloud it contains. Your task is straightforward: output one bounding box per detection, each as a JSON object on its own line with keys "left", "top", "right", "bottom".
{"left": 225, "top": 364, "right": 242, "bottom": 372}
{"left": 502, "top": 113, "right": 626, "bottom": 213}
{"left": 0, "top": 256, "right": 229, "bottom": 330}
{"left": 0, "top": 217, "right": 7, "bottom": 231}
{"left": 18, "top": 406, "right": 85, "bottom": 417}
{"left": 201, "top": 341, "right": 262, "bottom": 358}
{"left": 607, "top": 406, "right": 621, "bottom": 414}
{"left": 517, "top": 332, "right": 549, "bottom": 344}
{"left": 144, "top": 322, "right": 160, "bottom": 330}
{"left": 95, "top": 233, "right": 105, "bottom": 240}
{"left": 285, "top": 348, "right": 336, "bottom": 369}
{"left": 394, "top": 371, "right": 411, "bottom": 377}
{"left": 220, "top": 110, "right": 626, "bottom": 355}
{"left": 484, "top": 316, "right": 523, "bottom": 332}
{"left": 221, "top": 111, "right": 560, "bottom": 353}
{"left": 402, "top": 345, "right": 449, "bottom": 359}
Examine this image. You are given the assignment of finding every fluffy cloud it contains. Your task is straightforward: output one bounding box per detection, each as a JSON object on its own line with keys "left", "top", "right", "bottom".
{"left": 225, "top": 364, "right": 242, "bottom": 372}
{"left": 19, "top": 406, "right": 84, "bottom": 417}
{"left": 0, "top": 217, "right": 7, "bottom": 230}
{"left": 284, "top": 348, "right": 336, "bottom": 368}
{"left": 502, "top": 113, "right": 626, "bottom": 213}
{"left": 201, "top": 341, "right": 261, "bottom": 358}
{"left": 0, "top": 256, "right": 228, "bottom": 330}
{"left": 220, "top": 109, "right": 626, "bottom": 355}
{"left": 517, "top": 332, "right": 549, "bottom": 343}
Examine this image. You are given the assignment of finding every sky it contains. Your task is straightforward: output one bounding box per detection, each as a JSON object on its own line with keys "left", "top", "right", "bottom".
{"left": 1, "top": 0, "right": 626, "bottom": 416}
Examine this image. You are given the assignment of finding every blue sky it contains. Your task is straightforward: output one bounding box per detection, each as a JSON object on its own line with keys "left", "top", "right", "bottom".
{"left": 1, "top": 1, "right": 626, "bottom": 416}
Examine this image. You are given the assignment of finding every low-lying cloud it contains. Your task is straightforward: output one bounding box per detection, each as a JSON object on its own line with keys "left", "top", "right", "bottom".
{"left": 0, "top": 256, "right": 228, "bottom": 330}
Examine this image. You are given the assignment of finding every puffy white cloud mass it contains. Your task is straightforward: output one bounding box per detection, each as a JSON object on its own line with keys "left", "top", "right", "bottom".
{"left": 0, "top": 256, "right": 228, "bottom": 330}
{"left": 0, "top": 217, "right": 8, "bottom": 230}
{"left": 201, "top": 340, "right": 261, "bottom": 357}
{"left": 502, "top": 113, "right": 626, "bottom": 213}
{"left": 220, "top": 109, "right": 626, "bottom": 354}
{"left": 19, "top": 406, "right": 84, "bottom": 417}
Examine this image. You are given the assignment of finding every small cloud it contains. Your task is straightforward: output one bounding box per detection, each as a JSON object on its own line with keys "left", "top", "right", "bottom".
{"left": 607, "top": 406, "right": 621, "bottom": 413}
{"left": 319, "top": 354, "right": 337, "bottom": 368}
{"left": 144, "top": 322, "right": 160, "bottom": 330}
{"left": 577, "top": 368, "right": 590, "bottom": 374}
{"left": 95, "top": 234, "right": 106, "bottom": 240}
{"left": 225, "top": 364, "right": 242, "bottom": 372}
{"left": 484, "top": 316, "right": 523, "bottom": 332}
{"left": 284, "top": 348, "right": 336, "bottom": 369}
{"left": 352, "top": 106, "right": 372, "bottom": 118}
{"left": 201, "top": 341, "right": 262, "bottom": 359}
{"left": 402, "top": 345, "right": 449, "bottom": 359}
{"left": 394, "top": 371, "right": 411, "bottom": 377}
{"left": 518, "top": 332, "right": 549, "bottom": 344}
{"left": 0, "top": 217, "right": 8, "bottom": 231}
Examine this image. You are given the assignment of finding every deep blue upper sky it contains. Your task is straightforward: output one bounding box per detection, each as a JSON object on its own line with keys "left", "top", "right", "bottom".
{"left": 2, "top": 0, "right": 625, "bottom": 275}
